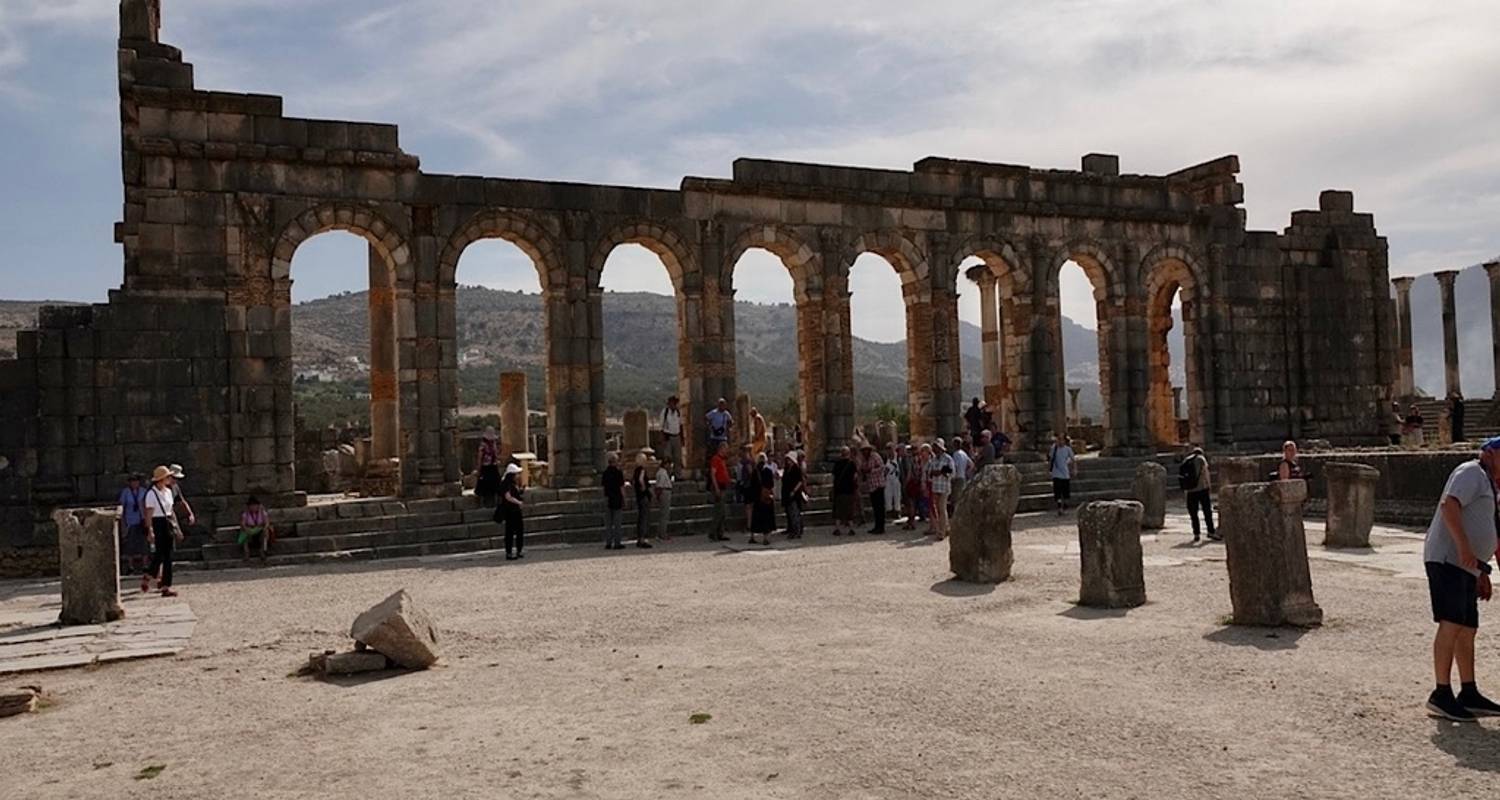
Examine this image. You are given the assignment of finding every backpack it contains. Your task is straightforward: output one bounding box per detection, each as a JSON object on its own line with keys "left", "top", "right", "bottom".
{"left": 1178, "top": 457, "right": 1200, "bottom": 491}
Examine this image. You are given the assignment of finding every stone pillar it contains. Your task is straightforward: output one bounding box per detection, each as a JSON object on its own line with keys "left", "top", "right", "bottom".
{"left": 54, "top": 509, "right": 124, "bottom": 625}
{"left": 971, "top": 266, "right": 1004, "bottom": 409}
{"left": 949, "top": 464, "right": 1021, "bottom": 583}
{"left": 1214, "top": 457, "right": 1263, "bottom": 497}
{"left": 1077, "top": 500, "right": 1147, "bottom": 608}
{"left": 1391, "top": 277, "right": 1415, "bottom": 399}
{"left": 1324, "top": 462, "right": 1379, "bottom": 548}
{"left": 1486, "top": 263, "right": 1500, "bottom": 400}
{"left": 1068, "top": 388, "right": 1081, "bottom": 425}
{"left": 734, "top": 393, "right": 751, "bottom": 448}
{"left": 622, "top": 408, "right": 650, "bottom": 455}
{"left": 498, "top": 371, "right": 529, "bottom": 456}
{"left": 1436, "top": 270, "right": 1462, "bottom": 398}
{"left": 368, "top": 245, "right": 400, "bottom": 461}
{"left": 1219, "top": 480, "right": 1323, "bottom": 627}
{"left": 1131, "top": 462, "right": 1166, "bottom": 529}
{"left": 1172, "top": 387, "right": 1183, "bottom": 420}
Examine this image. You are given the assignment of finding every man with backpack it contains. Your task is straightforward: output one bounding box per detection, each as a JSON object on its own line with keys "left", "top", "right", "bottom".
{"left": 1180, "top": 446, "right": 1215, "bottom": 543}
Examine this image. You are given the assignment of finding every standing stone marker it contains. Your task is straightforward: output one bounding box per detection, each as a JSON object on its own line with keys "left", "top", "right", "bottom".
{"left": 1218, "top": 480, "right": 1323, "bottom": 627}
{"left": 622, "top": 408, "right": 651, "bottom": 456}
{"left": 1214, "top": 457, "right": 1263, "bottom": 496}
{"left": 499, "top": 372, "right": 530, "bottom": 456}
{"left": 53, "top": 509, "right": 124, "bottom": 625}
{"left": 1323, "top": 462, "right": 1379, "bottom": 548}
{"left": 350, "top": 589, "right": 440, "bottom": 669}
{"left": 949, "top": 464, "right": 1021, "bottom": 583}
{"left": 1132, "top": 462, "right": 1167, "bottom": 529}
{"left": 1077, "top": 500, "right": 1147, "bottom": 609}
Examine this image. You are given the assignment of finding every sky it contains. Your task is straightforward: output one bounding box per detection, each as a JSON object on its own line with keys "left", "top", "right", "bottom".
{"left": 2, "top": 1, "right": 1498, "bottom": 342}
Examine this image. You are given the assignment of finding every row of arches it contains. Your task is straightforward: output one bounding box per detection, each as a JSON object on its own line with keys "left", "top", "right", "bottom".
{"left": 269, "top": 203, "right": 1213, "bottom": 492}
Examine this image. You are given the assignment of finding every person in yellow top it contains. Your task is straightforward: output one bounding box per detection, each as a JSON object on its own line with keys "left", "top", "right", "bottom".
{"left": 750, "top": 407, "right": 769, "bottom": 457}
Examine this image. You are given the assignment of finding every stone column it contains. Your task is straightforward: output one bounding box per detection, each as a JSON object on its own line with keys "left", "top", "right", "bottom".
{"left": 1486, "top": 262, "right": 1500, "bottom": 399}
{"left": 622, "top": 408, "right": 650, "bottom": 455}
{"left": 1077, "top": 500, "right": 1147, "bottom": 609}
{"left": 1323, "top": 462, "right": 1379, "bottom": 548}
{"left": 1436, "top": 270, "right": 1462, "bottom": 398}
{"left": 971, "top": 266, "right": 1004, "bottom": 410}
{"left": 54, "top": 509, "right": 124, "bottom": 625}
{"left": 1391, "top": 277, "right": 1415, "bottom": 399}
{"left": 1131, "top": 462, "right": 1166, "bottom": 529}
{"left": 735, "top": 393, "right": 752, "bottom": 448}
{"left": 1219, "top": 480, "right": 1322, "bottom": 627}
{"left": 368, "top": 245, "right": 400, "bottom": 461}
{"left": 1172, "top": 387, "right": 1183, "bottom": 420}
{"left": 1068, "top": 388, "right": 1081, "bottom": 425}
{"left": 950, "top": 464, "right": 1021, "bottom": 583}
{"left": 499, "top": 371, "right": 529, "bottom": 456}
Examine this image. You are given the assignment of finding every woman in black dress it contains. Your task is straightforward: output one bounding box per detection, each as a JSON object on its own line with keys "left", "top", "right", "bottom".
{"left": 494, "top": 463, "right": 526, "bottom": 560}
{"left": 749, "top": 453, "right": 777, "bottom": 545}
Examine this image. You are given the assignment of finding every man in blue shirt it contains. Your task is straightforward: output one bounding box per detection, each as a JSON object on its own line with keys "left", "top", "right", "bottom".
{"left": 116, "top": 474, "right": 149, "bottom": 576}
{"left": 704, "top": 398, "right": 734, "bottom": 466}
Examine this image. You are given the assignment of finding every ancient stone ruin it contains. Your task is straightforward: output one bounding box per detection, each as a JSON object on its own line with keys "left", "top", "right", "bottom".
{"left": 1322, "top": 462, "right": 1380, "bottom": 548}
{"left": 1076, "top": 500, "right": 1147, "bottom": 609}
{"left": 950, "top": 464, "right": 1021, "bottom": 583}
{"left": 0, "top": 2, "right": 1404, "bottom": 575}
{"left": 1218, "top": 480, "right": 1323, "bottom": 628}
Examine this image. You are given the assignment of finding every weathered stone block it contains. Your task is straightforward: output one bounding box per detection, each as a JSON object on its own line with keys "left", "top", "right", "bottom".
{"left": 949, "top": 464, "right": 1020, "bottom": 583}
{"left": 1214, "top": 457, "right": 1262, "bottom": 495}
{"left": 349, "top": 589, "right": 440, "bottom": 669}
{"left": 1219, "top": 480, "right": 1322, "bottom": 627}
{"left": 1131, "top": 462, "right": 1166, "bottom": 529}
{"left": 53, "top": 509, "right": 124, "bottom": 625}
{"left": 1077, "top": 500, "right": 1146, "bottom": 609}
{"left": 1323, "top": 462, "right": 1379, "bottom": 548}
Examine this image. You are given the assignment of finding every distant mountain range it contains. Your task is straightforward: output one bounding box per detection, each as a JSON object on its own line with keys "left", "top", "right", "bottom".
{"left": 0, "top": 289, "right": 1185, "bottom": 421}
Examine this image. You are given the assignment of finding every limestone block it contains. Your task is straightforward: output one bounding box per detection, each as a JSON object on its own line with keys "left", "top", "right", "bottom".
{"left": 1077, "top": 500, "right": 1146, "bottom": 609}
{"left": 1131, "top": 462, "right": 1167, "bottom": 529}
{"left": 499, "top": 372, "right": 529, "bottom": 455}
{"left": 1219, "top": 480, "right": 1322, "bottom": 627}
{"left": 349, "top": 589, "right": 440, "bottom": 669}
{"left": 1214, "top": 457, "right": 1262, "bottom": 495}
{"left": 949, "top": 464, "right": 1021, "bottom": 583}
{"left": 310, "top": 650, "right": 390, "bottom": 675}
{"left": 1323, "top": 462, "right": 1379, "bottom": 548}
{"left": 53, "top": 509, "right": 125, "bottom": 625}
{"left": 622, "top": 408, "right": 650, "bottom": 453}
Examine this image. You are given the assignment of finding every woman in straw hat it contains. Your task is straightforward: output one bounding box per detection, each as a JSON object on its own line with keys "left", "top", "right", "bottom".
{"left": 141, "top": 465, "right": 184, "bottom": 597}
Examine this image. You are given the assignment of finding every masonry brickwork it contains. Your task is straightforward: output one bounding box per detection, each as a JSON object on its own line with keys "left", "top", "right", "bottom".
{"left": 0, "top": 2, "right": 1399, "bottom": 575}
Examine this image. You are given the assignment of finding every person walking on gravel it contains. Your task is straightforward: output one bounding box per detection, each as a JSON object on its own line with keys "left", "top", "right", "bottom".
{"left": 1048, "top": 432, "right": 1075, "bottom": 516}
{"left": 1422, "top": 438, "right": 1500, "bottom": 722}
{"left": 1180, "top": 446, "right": 1215, "bottom": 543}
{"left": 602, "top": 454, "right": 626, "bottom": 551}
{"left": 141, "top": 465, "right": 183, "bottom": 597}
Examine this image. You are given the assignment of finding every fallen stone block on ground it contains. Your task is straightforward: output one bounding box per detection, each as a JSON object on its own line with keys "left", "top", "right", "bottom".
{"left": 349, "top": 589, "right": 440, "bottom": 669}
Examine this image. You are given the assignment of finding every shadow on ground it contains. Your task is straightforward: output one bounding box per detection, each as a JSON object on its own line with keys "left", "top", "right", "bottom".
{"left": 1431, "top": 720, "right": 1500, "bottom": 772}
{"left": 1202, "top": 625, "right": 1307, "bottom": 651}
{"left": 929, "top": 579, "right": 995, "bottom": 598}
{"left": 1058, "top": 605, "right": 1132, "bottom": 620}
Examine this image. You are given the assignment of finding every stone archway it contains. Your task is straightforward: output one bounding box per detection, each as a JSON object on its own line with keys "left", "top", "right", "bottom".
{"left": 1049, "top": 243, "right": 1120, "bottom": 451}
{"left": 1143, "top": 246, "right": 1208, "bottom": 449}
{"left": 955, "top": 237, "right": 1028, "bottom": 437}
{"left": 271, "top": 203, "right": 412, "bottom": 483}
{"left": 843, "top": 230, "right": 937, "bottom": 439}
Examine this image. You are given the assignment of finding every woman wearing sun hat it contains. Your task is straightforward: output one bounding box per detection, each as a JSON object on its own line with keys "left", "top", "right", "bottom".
{"left": 141, "top": 465, "right": 184, "bottom": 597}
{"left": 493, "top": 462, "right": 526, "bottom": 560}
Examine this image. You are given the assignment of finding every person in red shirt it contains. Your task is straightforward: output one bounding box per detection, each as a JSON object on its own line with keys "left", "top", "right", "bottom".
{"left": 708, "top": 442, "right": 732, "bottom": 542}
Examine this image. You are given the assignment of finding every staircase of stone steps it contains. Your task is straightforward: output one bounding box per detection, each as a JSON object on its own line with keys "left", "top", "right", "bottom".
{"left": 1011, "top": 457, "right": 1156, "bottom": 512}
{"left": 1411, "top": 398, "right": 1499, "bottom": 442}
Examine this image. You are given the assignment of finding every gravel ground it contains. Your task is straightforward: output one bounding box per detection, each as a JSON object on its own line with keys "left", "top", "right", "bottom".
{"left": 5, "top": 512, "right": 1499, "bottom": 799}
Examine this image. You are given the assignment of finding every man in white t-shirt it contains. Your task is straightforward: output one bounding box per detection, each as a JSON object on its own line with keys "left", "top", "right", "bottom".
{"left": 1421, "top": 438, "right": 1500, "bottom": 722}
{"left": 1048, "top": 432, "right": 1076, "bottom": 516}
{"left": 659, "top": 396, "right": 684, "bottom": 474}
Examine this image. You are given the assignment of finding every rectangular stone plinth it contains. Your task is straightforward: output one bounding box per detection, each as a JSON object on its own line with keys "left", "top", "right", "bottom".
{"left": 1077, "top": 500, "right": 1146, "bottom": 608}
{"left": 1219, "top": 480, "right": 1322, "bottom": 627}
{"left": 53, "top": 509, "right": 124, "bottom": 625}
{"left": 1323, "top": 462, "right": 1379, "bottom": 548}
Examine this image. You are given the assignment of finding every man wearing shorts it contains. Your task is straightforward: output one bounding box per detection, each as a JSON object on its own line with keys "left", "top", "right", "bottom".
{"left": 1423, "top": 437, "right": 1500, "bottom": 722}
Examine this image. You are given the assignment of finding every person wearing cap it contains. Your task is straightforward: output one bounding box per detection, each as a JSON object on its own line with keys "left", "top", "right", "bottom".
{"left": 141, "top": 465, "right": 183, "bottom": 597}
{"left": 494, "top": 462, "right": 526, "bottom": 560}
{"left": 167, "top": 464, "right": 196, "bottom": 530}
{"left": 238, "top": 495, "right": 274, "bottom": 564}
{"left": 475, "top": 427, "right": 501, "bottom": 508}
{"left": 857, "top": 443, "right": 887, "bottom": 534}
{"left": 925, "top": 441, "right": 954, "bottom": 539}
{"left": 1180, "top": 445, "right": 1214, "bottom": 543}
{"left": 116, "top": 473, "right": 150, "bottom": 576}
{"left": 1421, "top": 437, "right": 1500, "bottom": 722}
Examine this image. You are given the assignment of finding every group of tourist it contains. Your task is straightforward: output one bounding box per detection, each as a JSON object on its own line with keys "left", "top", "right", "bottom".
{"left": 115, "top": 463, "right": 205, "bottom": 598}
{"left": 1390, "top": 395, "right": 1467, "bottom": 448}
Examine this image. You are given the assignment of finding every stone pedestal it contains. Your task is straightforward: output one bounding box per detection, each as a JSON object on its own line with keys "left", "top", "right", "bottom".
{"left": 1077, "top": 500, "right": 1147, "bottom": 608}
{"left": 622, "top": 408, "right": 651, "bottom": 455}
{"left": 1323, "top": 462, "right": 1379, "bottom": 548}
{"left": 1132, "top": 462, "right": 1167, "bottom": 529}
{"left": 1219, "top": 480, "right": 1323, "bottom": 627}
{"left": 1214, "top": 457, "right": 1263, "bottom": 495}
{"left": 53, "top": 509, "right": 124, "bottom": 625}
{"left": 949, "top": 464, "right": 1021, "bottom": 583}
{"left": 499, "top": 372, "right": 529, "bottom": 457}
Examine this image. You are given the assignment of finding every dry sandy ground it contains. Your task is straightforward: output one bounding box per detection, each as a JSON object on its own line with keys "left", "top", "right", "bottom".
{"left": 4, "top": 512, "right": 1499, "bottom": 799}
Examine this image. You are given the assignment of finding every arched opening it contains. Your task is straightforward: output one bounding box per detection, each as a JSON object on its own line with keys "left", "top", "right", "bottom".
{"left": 1052, "top": 256, "right": 1110, "bottom": 451}
{"left": 1146, "top": 258, "right": 1197, "bottom": 449}
{"left": 286, "top": 229, "right": 402, "bottom": 494}
{"left": 730, "top": 247, "right": 801, "bottom": 455}
{"left": 957, "top": 247, "right": 1023, "bottom": 438}
{"left": 847, "top": 252, "right": 911, "bottom": 438}
{"left": 452, "top": 237, "right": 547, "bottom": 476}
{"left": 599, "top": 242, "right": 683, "bottom": 454}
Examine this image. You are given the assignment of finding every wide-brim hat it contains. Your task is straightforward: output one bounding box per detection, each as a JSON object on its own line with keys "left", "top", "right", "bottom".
{"left": 504, "top": 463, "right": 523, "bottom": 476}
{"left": 168, "top": 464, "right": 185, "bottom": 479}
{"left": 151, "top": 465, "right": 172, "bottom": 483}
{"left": 482, "top": 427, "right": 498, "bottom": 441}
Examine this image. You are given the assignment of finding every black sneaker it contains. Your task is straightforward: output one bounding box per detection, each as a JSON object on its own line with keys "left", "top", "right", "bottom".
{"left": 1458, "top": 688, "right": 1500, "bottom": 717}
{"left": 1428, "top": 689, "right": 1478, "bottom": 722}
{"left": 637, "top": 541, "right": 653, "bottom": 549}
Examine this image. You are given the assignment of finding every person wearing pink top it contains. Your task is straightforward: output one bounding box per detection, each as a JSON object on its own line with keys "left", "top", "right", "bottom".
{"left": 238, "top": 496, "right": 275, "bottom": 564}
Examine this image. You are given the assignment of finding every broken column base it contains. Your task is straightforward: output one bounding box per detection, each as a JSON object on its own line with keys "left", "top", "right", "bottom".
{"left": 1220, "top": 480, "right": 1323, "bottom": 627}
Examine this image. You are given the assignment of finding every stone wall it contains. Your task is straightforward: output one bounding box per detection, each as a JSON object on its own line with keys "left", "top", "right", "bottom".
{"left": 0, "top": 1, "right": 1400, "bottom": 575}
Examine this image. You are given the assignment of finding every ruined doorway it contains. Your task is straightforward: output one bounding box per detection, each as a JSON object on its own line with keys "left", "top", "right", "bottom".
{"left": 847, "top": 252, "right": 912, "bottom": 440}
{"left": 1052, "top": 256, "right": 1111, "bottom": 451}
{"left": 1146, "top": 257, "right": 1202, "bottom": 450}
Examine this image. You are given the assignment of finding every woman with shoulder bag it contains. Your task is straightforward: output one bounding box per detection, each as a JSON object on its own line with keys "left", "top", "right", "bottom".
{"left": 141, "top": 465, "right": 183, "bottom": 597}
